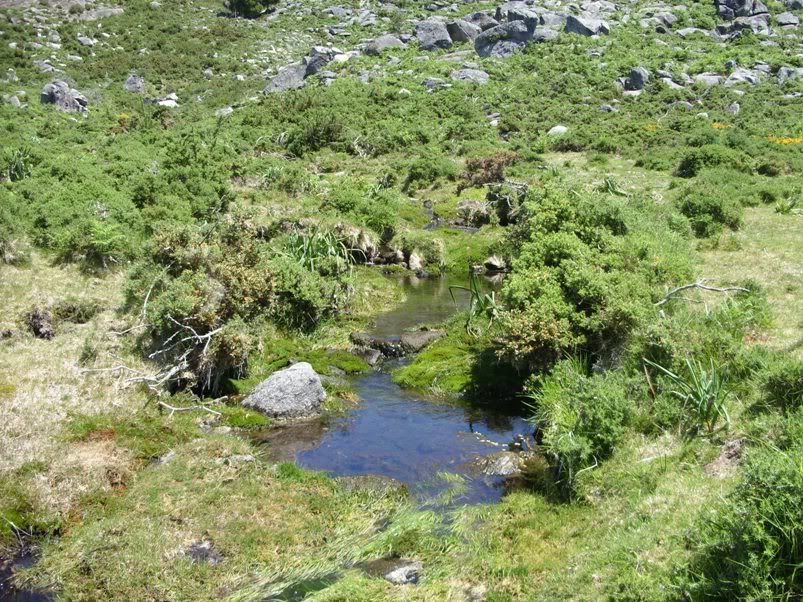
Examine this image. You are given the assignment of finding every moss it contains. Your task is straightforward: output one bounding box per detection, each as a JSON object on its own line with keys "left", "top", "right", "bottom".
{"left": 219, "top": 405, "right": 272, "bottom": 429}
{"left": 0, "top": 382, "right": 16, "bottom": 401}
{"left": 66, "top": 410, "right": 198, "bottom": 461}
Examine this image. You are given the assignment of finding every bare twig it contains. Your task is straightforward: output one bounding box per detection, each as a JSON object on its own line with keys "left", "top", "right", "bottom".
{"left": 655, "top": 280, "right": 750, "bottom": 306}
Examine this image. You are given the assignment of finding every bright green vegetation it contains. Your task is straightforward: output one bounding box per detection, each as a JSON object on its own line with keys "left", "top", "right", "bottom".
{"left": 1, "top": 0, "right": 802, "bottom": 598}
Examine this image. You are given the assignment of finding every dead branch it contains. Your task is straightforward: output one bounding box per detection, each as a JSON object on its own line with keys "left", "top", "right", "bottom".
{"left": 655, "top": 280, "right": 750, "bottom": 307}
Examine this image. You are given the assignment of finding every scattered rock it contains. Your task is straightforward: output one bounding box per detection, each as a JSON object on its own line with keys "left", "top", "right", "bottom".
{"left": 265, "top": 62, "right": 307, "bottom": 93}
{"left": 365, "top": 34, "right": 405, "bottom": 55}
{"left": 242, "top": 362, "right": 326, "bottom": 419}
{"left": 40, "top": 79, "right": 88, "bottom": 113}
{"left": 184, "top": 539, "right": 222, "bottom": 565}
{"left": 450, "top": 68, "right": 490, "bottom": 84}
{"left": 416, "top": 18, "right": 453, "bottom": 51}
{"left": 464, "top": 11, "right": 500, "bottom": 31}
{"left": 27, "top": 307, "right": 54, "bottom": 340}
{"left": 565, "top": 14, "right": 610, "bottom": 36}
{"left": 474, "top": 21, "right": 532, "bottom": 58}
{"left": 483, "top": 255, "right": 507, "bottom": 272}
{"left": 447, "top": 19, "right": 482, "bottom": 42}
{"left": 123, "top": 73, "right": 144, "bottom": 93}
{"left": 478, "top": 451, "right": 524, "bottom": 476}
{"left": 625, "top": 66, "right": 650, "bottom": 91}
{"left": 400, "top": 330, "right": 446, "bottom": 353}
{"left": 547, "top": 124, "right": 568, "bottom": 136}
{"left": 352, "top": 346, "right": 382, "bottom": 366}
{"left": 408, "top": 251, "right": 424, "bottom": 271}
{"left": 384, "top": 560, "right": 423, "bottom": 585}
{"left": 776, "top": 11, "right": 799, "bottom": 26}
{"left": 704, "top": 438, "right": 744, "bottom": 478}
{"left": 77, "top": 35, "right": 95, "bottom": 47}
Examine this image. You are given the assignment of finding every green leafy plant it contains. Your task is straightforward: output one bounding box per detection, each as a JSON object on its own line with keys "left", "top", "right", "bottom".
{"left": 282, "top": 229, "right": 353, "bottom": 275}
{"left": 644, "top": 357, "right": 730, "bottom": 435}
{"left": 774, "top": 196, "right": 801, "bottom": 216}
{"left": 4, "top": 147, "right": 32, "bottom": 182}
{"left": 449, "top": 270, "right": 501, "bottom": 336}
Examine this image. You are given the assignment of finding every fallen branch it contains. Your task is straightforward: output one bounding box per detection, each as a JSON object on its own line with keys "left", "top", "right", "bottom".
{"left": 655, "top": 280, "right": 750, "bottom": 307}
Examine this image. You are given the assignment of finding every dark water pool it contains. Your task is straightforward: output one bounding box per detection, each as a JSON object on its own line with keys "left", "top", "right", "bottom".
{"left": 0, "top": 553, "right": 53, "bottom": 602}
{"left": 257, "top": 274, "right": 532, "bottom": 505}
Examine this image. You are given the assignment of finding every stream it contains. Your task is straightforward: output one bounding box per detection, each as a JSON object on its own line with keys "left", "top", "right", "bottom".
{"left": 256, "top": 274, "right": 533, "bottom": 505}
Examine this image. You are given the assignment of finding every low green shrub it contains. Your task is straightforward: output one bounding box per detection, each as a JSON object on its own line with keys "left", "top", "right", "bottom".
{"left": 226, "top": 0, "right": 278, "bottom": 18}
{"left": 525, "top": 359, "right": 635, "bottom": 497}
{"left": 675, "top": 144, "right": 751, "bottom": 178}
{"left": 683, "top": 419, "right": 803, "bottom": 599}
{"left": 402, "top": 149, "right": 458, "bottom": 192}
{"left": 676, "top": 185, "right": 743, "bottom": 237}
{"left": 761, "top": 358, "right": 803, "bottom": 415}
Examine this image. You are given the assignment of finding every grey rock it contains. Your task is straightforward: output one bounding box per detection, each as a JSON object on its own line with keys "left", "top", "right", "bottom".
{"left": 7, "top": 95, "right": 21, "bottom": 107}
{"left": 327, "top": 6, "right": 351, "bottom": 17}
{"left": 547, "top": 124, "right": 568, "bottom": 136}
{"left": 79, "top": 7, "right": 124, "bottom": 21}
{"left": 464, "top": 11, "right": 500, "bottom": 31}
{"left": 565, "top": 14, "right": 610, "bottom": 35}
{"left": 776, "top": 11, "right": 799, "bottom": 26}
{"left": 694, "top": 72, "right": 723, "bottom": 85}
{"left": 483, "top": 255, "right": 507, "bottom": 271}
{"left": 353, "top": 346, "right": 382, "bottom": 366}
{"left": 77, "top": 35, "right": 95, "bottom": 47}
{"left": 184, "top": 540, "right": 222, "bottom": 566}
{"left": 786, "top": 0, "right": 803, "bottom": 8}
{"left": 400, "top": 330, "right": 446, "bottom": 353}
{"left": 777, "top": 66, "right": 803, "bottom": 84}
{"left": 474, "top": 21, "right": 532, "bottom": 57}
{"left": 540, "top": 11, "right": 568, "bottom": 29}
{"left": 724, "top": 102, "right": 740, "bottom": 114}
{"left": 264, "top": 63, "right": 307, "bottom": 93}
{"left": 215, "top": 106, "right": 234, "bottom": 117}
{"left": 365, "top": 34, "right": 406, "bottom": 55}
{"left": 599, "top": 103, "right": 618, "bottom": 112}
{"left": 507, "top": 6, "right": 540, "bottom": 30}
{"left": 123, "top": 73, "right": 144, "bottom": 93}
{"left": 724, "top": 67, "right": 761, "bottom": 86}
{"left": 34, "top": 60, "right": 57, "bottom": 73}
{"left": 304, "top": 46, "right": 337, "bottom": 75}
{"left": 447, "top": 19, "right": 482, "bottom": 42}
{"left": 416, "top": 19, "right": 453, "bottom": 50}
{"left": 384, "top": 560, "right": 423, "bottom": 585}
{"left": 716, "top": 0, "right": 767, "bottom": 19}
{"left": 40, "top": 80, "right": 88, "bottom": 113}
{"left": 480, "top": 451, "right": 524, "bottom": 476}
{"left": 625, "top": 66, "right": 650, "bottom": 90}
{"left": 242, "top": 362, "right": 326, "bottom": 419}
{"left": 450, "top": 68, "right": 490, "bottom": 84}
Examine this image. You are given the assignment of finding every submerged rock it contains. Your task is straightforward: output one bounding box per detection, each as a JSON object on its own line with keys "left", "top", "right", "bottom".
{"left": 242, "top": 362, "right": 326, "bottom": 419}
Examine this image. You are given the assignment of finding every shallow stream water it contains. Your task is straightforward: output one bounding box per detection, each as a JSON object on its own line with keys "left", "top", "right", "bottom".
{"left": 256, "top": 274, "right": 533, "bottom": 505}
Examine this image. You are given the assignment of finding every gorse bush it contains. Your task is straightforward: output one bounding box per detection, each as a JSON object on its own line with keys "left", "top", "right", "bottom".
{"left": 525, "top": 358, "right": 635, "bottom": 497}
{"left": 676, "top": 181, "right": 743, "bottom": 237}
{"left": 126, "top": 209, "right": 351, "bottom": 393}
{"left": 497, "top": 186, "right": 693, "bottom": 371}
{"left": 675, "top": 144, "right": 751, "bottom": 178}
{"left": 761, "top": 358, "right": 803, "bottom": 415}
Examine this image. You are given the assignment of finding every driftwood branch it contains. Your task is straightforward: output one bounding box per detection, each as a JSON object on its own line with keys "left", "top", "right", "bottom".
{"left": 655, "top": 280, "right": 750, "bottom": 307}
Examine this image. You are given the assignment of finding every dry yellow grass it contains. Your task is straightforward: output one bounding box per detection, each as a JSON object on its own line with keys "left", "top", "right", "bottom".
{"left": 0, "top": 254, "right": 147, "bottom": 499}
{"left": 701, "top": 208, "right": 803, "bottom": 357}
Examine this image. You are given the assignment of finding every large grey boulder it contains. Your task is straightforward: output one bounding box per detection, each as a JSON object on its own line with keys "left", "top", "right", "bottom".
{"left": 416, "top": 19, "right": 453, "bottom": 50}
{"left": 724, "top": 67, "right": 762, "bottom": 86}
{"left": 242, "top": 362, "right": 326, "bottom": 419}
{"left": 264, "top": 63, "right": 307, "bottom": 93}
{"left": 465, "top": 11, "right": 500, "bottom": 31}
{"left": 365, "top": 34, "right": 406, "bottom": 55}
{"left": 474, "top": 21, "right": 532, "bottom": 57}
{"left": 304, "top": 46, "right": 338, "bottom": 76}
{"left": 565, "top": 14, "right": 610, "bottom": 35}
{"left": 447, "top": 19, "right": 482, "bottom": 42}
{"left": 777, "top": 66, "right": 803, "bottom": 84}
{"left": 776, "top": 11, "right": 799, "bottom": 26}
{"left": 450, "top": 68, "right": 490, "bottom": 84}
{"left": 715, "top": 0, "right": 767, "bottom": 19}
{"left": 507, "top": 6, "right": 540, "bottom": 30}
{"left": 40, "top": 80, "right": 88, "bottom": 112}
{"left": 625, "top": 66, "right": 651, "bottom": 90}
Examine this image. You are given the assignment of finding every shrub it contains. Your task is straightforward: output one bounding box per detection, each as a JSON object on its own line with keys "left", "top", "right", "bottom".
{"left": 0, "top": 193, "right": 30, "bottom": 265}
{"left": 126, "top": 209, "right": 351, "bottom": 393}
{"left": 402, "top": 149, "right": 458, "bottom": 192}
{"left": 761, "top": 358, "right": 803, "bottom": 415}
{"left": 497, "top": 188, "right": 678, "bottom": 371}
{"left": 525, "top": 359, "right": 635, "bottom": 497}
{"left": 675, "top": 144, "right": 751, "bottom": 178}
{"left": 684, "top": 423, "right": 803, "bottom": 599}
{"left": 676, "top": 186, "right": 743, "bottom": 237}
{"left": 457, "top": 151, "right": 518, "bottom": 193}
{"left": 226, "top": 0, "right": 278, "bottom": 18}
